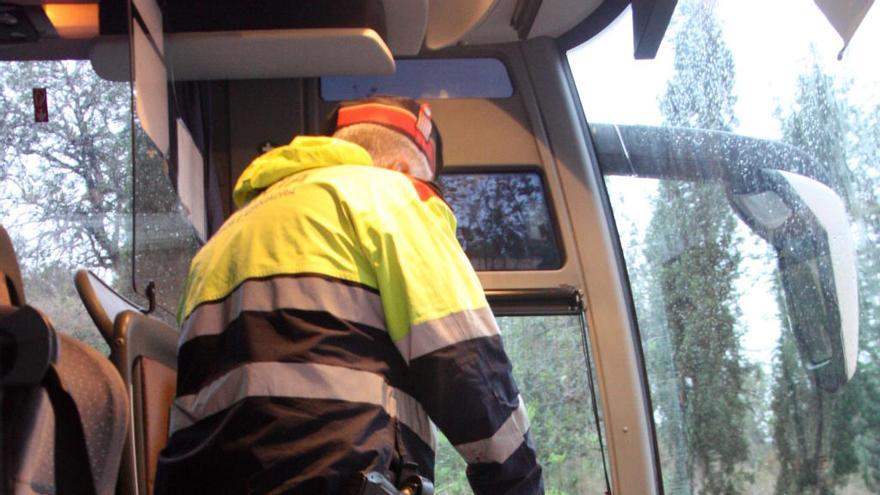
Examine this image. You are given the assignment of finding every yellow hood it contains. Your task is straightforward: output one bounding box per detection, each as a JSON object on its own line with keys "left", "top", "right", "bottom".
{"left": 232, "top": 136, "right": 373, "bottom": 208}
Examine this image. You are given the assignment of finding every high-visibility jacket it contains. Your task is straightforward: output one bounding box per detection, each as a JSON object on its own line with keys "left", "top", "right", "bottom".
{"left": 155, "top": 136, "right": 543, "bottom": 494}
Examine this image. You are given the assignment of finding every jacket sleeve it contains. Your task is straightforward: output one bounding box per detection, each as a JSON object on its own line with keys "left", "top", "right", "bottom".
{"left": 355, "top": 179, "right": 544, "bottom": 494}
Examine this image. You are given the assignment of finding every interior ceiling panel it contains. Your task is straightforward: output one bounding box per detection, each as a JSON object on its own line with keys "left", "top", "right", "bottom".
{"left": 89, "top": 28, "right": 396, "bottom": 81}
{"left": 5, "top": 0, "right": 611, "bottom": 63}
{"left": 424, "top": 0, "right": 497, "bottom": 50}
{"left": 382, "top": 0, "right": 428, "bottom": 55}
{"left": 455, "top": 0, "right": 606, "bottom": 46}
{"left": 531, "top": 0, "right": 606, "bottom": 38}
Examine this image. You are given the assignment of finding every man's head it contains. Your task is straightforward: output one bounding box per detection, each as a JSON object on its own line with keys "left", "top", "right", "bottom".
{"left": 324, "top": 96, "right": 443, "bottom": 182}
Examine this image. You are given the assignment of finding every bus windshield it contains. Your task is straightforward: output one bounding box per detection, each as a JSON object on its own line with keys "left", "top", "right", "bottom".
{"left": 569, "top": 1, "right": 880, "bottom": 493}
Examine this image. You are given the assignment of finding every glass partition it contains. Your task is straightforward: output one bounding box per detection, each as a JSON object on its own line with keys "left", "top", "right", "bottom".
{"left": 130, "top": 0, "right": 202, "bottom": 322}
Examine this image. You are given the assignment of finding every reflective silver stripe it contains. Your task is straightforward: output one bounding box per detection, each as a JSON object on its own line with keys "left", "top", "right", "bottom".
{"left": 454, "top": 396, "right": 530, "bottom": 465}
{"left": 396, "top": 387, "right": 438, "bottom": 452}
{"left": 395, "top": 307, "right": 499, "bottom": 362}
{"left": 169, "top": 362, "right": 434, "bottom": 448}
{"left": 179, "top": 276, "right": 386, "bottom": 347}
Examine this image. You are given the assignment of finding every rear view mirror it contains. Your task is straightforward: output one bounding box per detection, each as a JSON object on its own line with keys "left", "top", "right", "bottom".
{"left": 591, "top": 123, "right": 860, "bottom": 392}
{"left": 728, "top": 169, "right": 858, "bottom": 392}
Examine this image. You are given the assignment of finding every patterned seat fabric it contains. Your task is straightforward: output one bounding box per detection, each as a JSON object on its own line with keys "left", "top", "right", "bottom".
{"left": 1, "top": 224, "right": 129, "bottom": 495}
{"left": 6, "top": 333, "right": 129, "bottom": 495}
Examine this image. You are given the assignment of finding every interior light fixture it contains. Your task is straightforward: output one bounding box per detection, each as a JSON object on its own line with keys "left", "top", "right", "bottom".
{"left": 43, "top": 3, "right": 98, "bottom": 39}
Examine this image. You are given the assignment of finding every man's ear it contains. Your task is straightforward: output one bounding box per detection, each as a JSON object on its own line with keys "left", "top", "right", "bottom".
{"left": 389, "top": 161, "right": 411, "bottom": 175}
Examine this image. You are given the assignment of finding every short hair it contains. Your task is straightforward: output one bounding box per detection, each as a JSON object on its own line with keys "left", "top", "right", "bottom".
{"left": 333, "top": 123, "right": 430, "bottom": 174}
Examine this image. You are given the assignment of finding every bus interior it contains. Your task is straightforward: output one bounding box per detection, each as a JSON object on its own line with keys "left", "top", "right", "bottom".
{"left": 1, "top": 0, "right": 879, "bottom": 494}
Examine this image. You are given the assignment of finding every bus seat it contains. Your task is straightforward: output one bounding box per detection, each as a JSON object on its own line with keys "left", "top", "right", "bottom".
{"left": 110, "top": 310, "right": 178, "bottom": 495}
{"left": 75, "top": 269, "right": 146, "bottom": 348}
{"left": 74, "top": 268, "right": 179, "bottom": 495}
{"left": 3, "top": 322, "right": 130, "bottom": 495}
{"left": 1, "top": 225, "right": 129, "bottom": 495}
{"left": 0, "top": 224, "right": 26, "bottom": 306}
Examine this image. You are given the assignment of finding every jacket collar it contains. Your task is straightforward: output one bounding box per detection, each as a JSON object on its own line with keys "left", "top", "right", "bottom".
{"left": 233, "top": 136, "right": 373, "bottom": 208}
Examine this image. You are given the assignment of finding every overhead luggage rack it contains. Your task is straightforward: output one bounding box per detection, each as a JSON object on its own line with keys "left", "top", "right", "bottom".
{"left": 90, "top": 0, "right": 402, "bottom": 81}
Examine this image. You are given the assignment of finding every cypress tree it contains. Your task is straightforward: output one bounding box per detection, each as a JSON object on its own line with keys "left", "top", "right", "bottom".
{"left": 646, "top": 1, "right": 750, "bottom": 492}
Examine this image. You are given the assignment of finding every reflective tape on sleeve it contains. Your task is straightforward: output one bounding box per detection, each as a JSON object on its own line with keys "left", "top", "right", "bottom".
{"left": 395, "top": 307, "right": 500, "bottom": 363}
{"left": 453, "top": 396, "right": 530, "bottom": 465}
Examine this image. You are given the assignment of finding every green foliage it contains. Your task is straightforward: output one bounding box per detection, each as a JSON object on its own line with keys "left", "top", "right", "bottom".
{"left": 659, "top": 0, "right": 737, "bottom": 133}
{"left": 847, "top": 105, "right": 880, "bottom": 492}
{"left": 0, "top": 60, "right": 134, "bottom": 350}
{"left": 0, "top": 61, "right": 131, "bottom": 273}
{"left": 647, "top": 1, "right": 752, "bottom": 492}
{"left": 432, "top": 316, "right": 610, "bottom": 494}
{"left": 440, "top": 174, "right": 560, "bottom": 270}
{"left": 501, "top": 316, "right": 609, "bottom": 493}
{"left": 21, "top": 261, "right": 110, "bottom": 355}
{"left": 646, "top": 181, "right": 751, "bottom": 494}
{"left": 434, "top": 432, "right": 470, "bottom": 494}
{"left": 845, "top": 101, "right": 880, "bottom": 491}
{"left": 779, "top": 61, "right": 854, "bottom": 204}
{"left": 770, "top": 57, "right": 880, "bottom": 495}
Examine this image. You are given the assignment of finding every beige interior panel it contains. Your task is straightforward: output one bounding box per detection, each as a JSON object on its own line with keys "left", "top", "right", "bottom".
{"left": 133, "top": 0, "right": 164, "bottom": 54}
{"left": 461, "top": 0, "right": 604, "bottom": 45}
{"left": 428, "top": 99, "right": 540, "bottom": 166}
{"left": 176, "top": 119, "right": 206, "bottom": 240}
{"left": 382, "top": 0, "right": 429, "bottom": 55}
{"left": 167, "top": 28, "right": 393, "bottom": 81}
{"left": 425, "top": 0, "right": 497, "bottom": 49}
{"left": 133, "top": 23, "right": 168, "bottom": 154}
{"left": 92, "top": 29, "right": 394, "bottom": 82}
{"left": 530, "top": 0, "right": 604, "bottom": 38}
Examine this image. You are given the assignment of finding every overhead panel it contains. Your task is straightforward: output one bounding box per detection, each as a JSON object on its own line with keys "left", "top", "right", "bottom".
{"left": 91, "top": 0, "right": 396, "bottom": 81}
{"left": 425, "top": 0, "right": 497, "bottom": 49}
{"left": 530, "top": 0, "right": 604, "bottom": 37}
{"left": 160, "top": 0, "right": 396, "bottom": 73}
{"left": 0, "top": 3, "right": 97, "bottom": 60}
{"left": 133, "top": 19, "right": 168, "bottom": 154}
{"left": 166, "top": 29, "right": 394, "bottom": 80}
{"left": 381, "top": 0, "right": 428, "bottom": 55}
{"left": 459, "top": 0, "right": 603, "bottom": 45}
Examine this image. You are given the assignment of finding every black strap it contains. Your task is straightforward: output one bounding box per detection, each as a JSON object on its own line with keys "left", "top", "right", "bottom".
{"left": 576, "top": 291, "right": 613, "bottom": 495}
{"left": 42, "top": 365, "right": 98, "bottom": 495}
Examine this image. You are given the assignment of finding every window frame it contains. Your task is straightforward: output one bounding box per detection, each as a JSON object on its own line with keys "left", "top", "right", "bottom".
{"left": 433, "top": 294, "right": 614, "bottom": 494}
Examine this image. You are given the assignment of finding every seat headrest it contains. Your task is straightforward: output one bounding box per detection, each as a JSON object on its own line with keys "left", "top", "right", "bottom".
{"left": 0, "top": 225, "right": 26, "bottom": 307}
{"left": 74, "top": 269, "right": 145, "bottom": 347}
{"left": 0, "top": 305, "right": 58, "bottom": 385}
